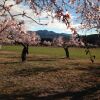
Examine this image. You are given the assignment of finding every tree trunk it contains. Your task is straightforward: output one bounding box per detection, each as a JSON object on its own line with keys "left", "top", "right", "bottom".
{"left": 21, "top": 43, "right": 29, "bottom": 62}
{"left": 63, "top": 46, "right": 69, "bottom": 58}
{"left": 0, "top": 45, "right": 2, "bottom": 49}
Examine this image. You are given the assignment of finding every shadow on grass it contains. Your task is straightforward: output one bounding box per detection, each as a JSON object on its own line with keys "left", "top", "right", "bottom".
{"left": 0, "top": 84, "right": 100, "bottom": 100}
{"left": 71, "top": 83, "right": 100, "bottom": 100}
{"left": 1, "top": 56, "right": 20, "bottom": 58}
{"left": 27, "top": 56, "right": 69, "bottom": 62}
{"left": 0, "top": 57, "right": 61, "bottom": 65}
{"left": 28, "top": 58, "right": 56, "bottom": 62}
{"left": 75, "top": 65, "right": 100, "bottom": 77}
{"left": 0, "top": 61, "right": 20, "bottom": 64}
{"left": 12, "top": 67, "right": 61, "bottom": 77}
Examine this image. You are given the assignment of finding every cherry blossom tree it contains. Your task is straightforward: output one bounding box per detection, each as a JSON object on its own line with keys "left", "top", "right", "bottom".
{"left": 15, "top": 31, "right": 41, "bottom": 62}
{"left": 23, "top": 0, "right": 99, "bottom": 31}
{"left": 0, "top": 0, "right": 42, "bottom": 61}
{"left": 74, "top": 0, "right": 100, "bottom": 32}
{"left": 0, "top": 0, "right": 99, "bottom": 62}
{"left": 53, "top": 36, "right": 70, "bottom": 58}
{"left": 53, "top": 36, "right": 64, "bottom": 47}
{"left": 0, "top": 19, "right": 41, "bottom": 61}
{"left": 1, "top": 0, "right": 98, "bottom": 31}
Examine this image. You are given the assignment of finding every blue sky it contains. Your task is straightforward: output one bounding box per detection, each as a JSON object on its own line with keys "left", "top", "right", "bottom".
{"left": 3, "top": 0, "right": 98, "bottom": 35}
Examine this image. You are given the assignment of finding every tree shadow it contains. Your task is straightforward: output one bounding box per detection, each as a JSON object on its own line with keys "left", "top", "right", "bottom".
{"left": 0, "top": 84, "right": 100, "bottom": 100}
{"left": 28, "top": 58, "right": 56, "bottom": 62}
{"left": 11, "top": 67, "right": 61, "bottom": 77}
{"left": 27, "top": 56, "right": 72, "bottom": 62}
{"left": 0, "top": 56, "right": 69, "bottom": 65}
{"left": 71, "top": 83, "right": 100, "bottom": 100}
{"left": 75, "top": 65, "right": 100, "bottom": 77}
{"left": 0, "top": 61, "right": 20, "bottom": 64}
{"left": 27, "top": 56, "right": 62, "bottom": 62}
{"left": 0, "top": 56, "right": 68, "bottom": 65}
{"left": 2, "top": 56, "right": 20, "bottom": 58}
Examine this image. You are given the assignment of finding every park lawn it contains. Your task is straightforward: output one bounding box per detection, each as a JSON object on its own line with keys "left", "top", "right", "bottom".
{"left": 1, "top": 45, "right": 100, "bottom": 59}
{"left": 0, "top": 45, "right": 100, "bottom": 100}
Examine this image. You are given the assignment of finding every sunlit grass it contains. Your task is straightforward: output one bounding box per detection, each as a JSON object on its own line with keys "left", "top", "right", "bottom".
{"left": 1, "top": 45, "right": 100, "bottom": 59}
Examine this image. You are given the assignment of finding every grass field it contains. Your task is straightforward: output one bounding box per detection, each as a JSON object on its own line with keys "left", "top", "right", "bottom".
{"left": 0, "top": 45, "right": 100, "bottom": 100}
{"left": 1, "top": 45, "right": 100, "bottom": 59}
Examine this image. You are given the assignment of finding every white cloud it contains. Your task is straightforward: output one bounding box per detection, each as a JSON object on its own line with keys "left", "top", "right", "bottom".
{"left": 25, "top": 19, "right": 71, "bottom": 33}
{"left": 46, "top": 20, "right": 71, "bottom": 33}
{"left": 2, "top": 0, "right": 80, "bottom": 34}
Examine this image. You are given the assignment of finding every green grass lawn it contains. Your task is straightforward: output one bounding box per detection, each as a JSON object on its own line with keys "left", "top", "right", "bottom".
{"left": 0, "top": 45, "right": 100, "bottom": 100}
{"left": 1, "top": 45, "right": 100, "bottom": 59}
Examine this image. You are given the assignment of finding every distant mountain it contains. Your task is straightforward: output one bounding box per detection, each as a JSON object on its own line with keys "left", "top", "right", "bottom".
{"left": 36, "top": 30, "right": 71, "bottom": 39}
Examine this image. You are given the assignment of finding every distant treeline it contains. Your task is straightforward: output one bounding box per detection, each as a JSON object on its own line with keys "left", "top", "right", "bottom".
{"left": 2, "top": 30, "right": 100, "bottom": 47}
{"left": 36, "top": 30, "right": 100, "bottom": 46}
{"left": 82, "top": 34, "right": 100, "bottom": 46}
